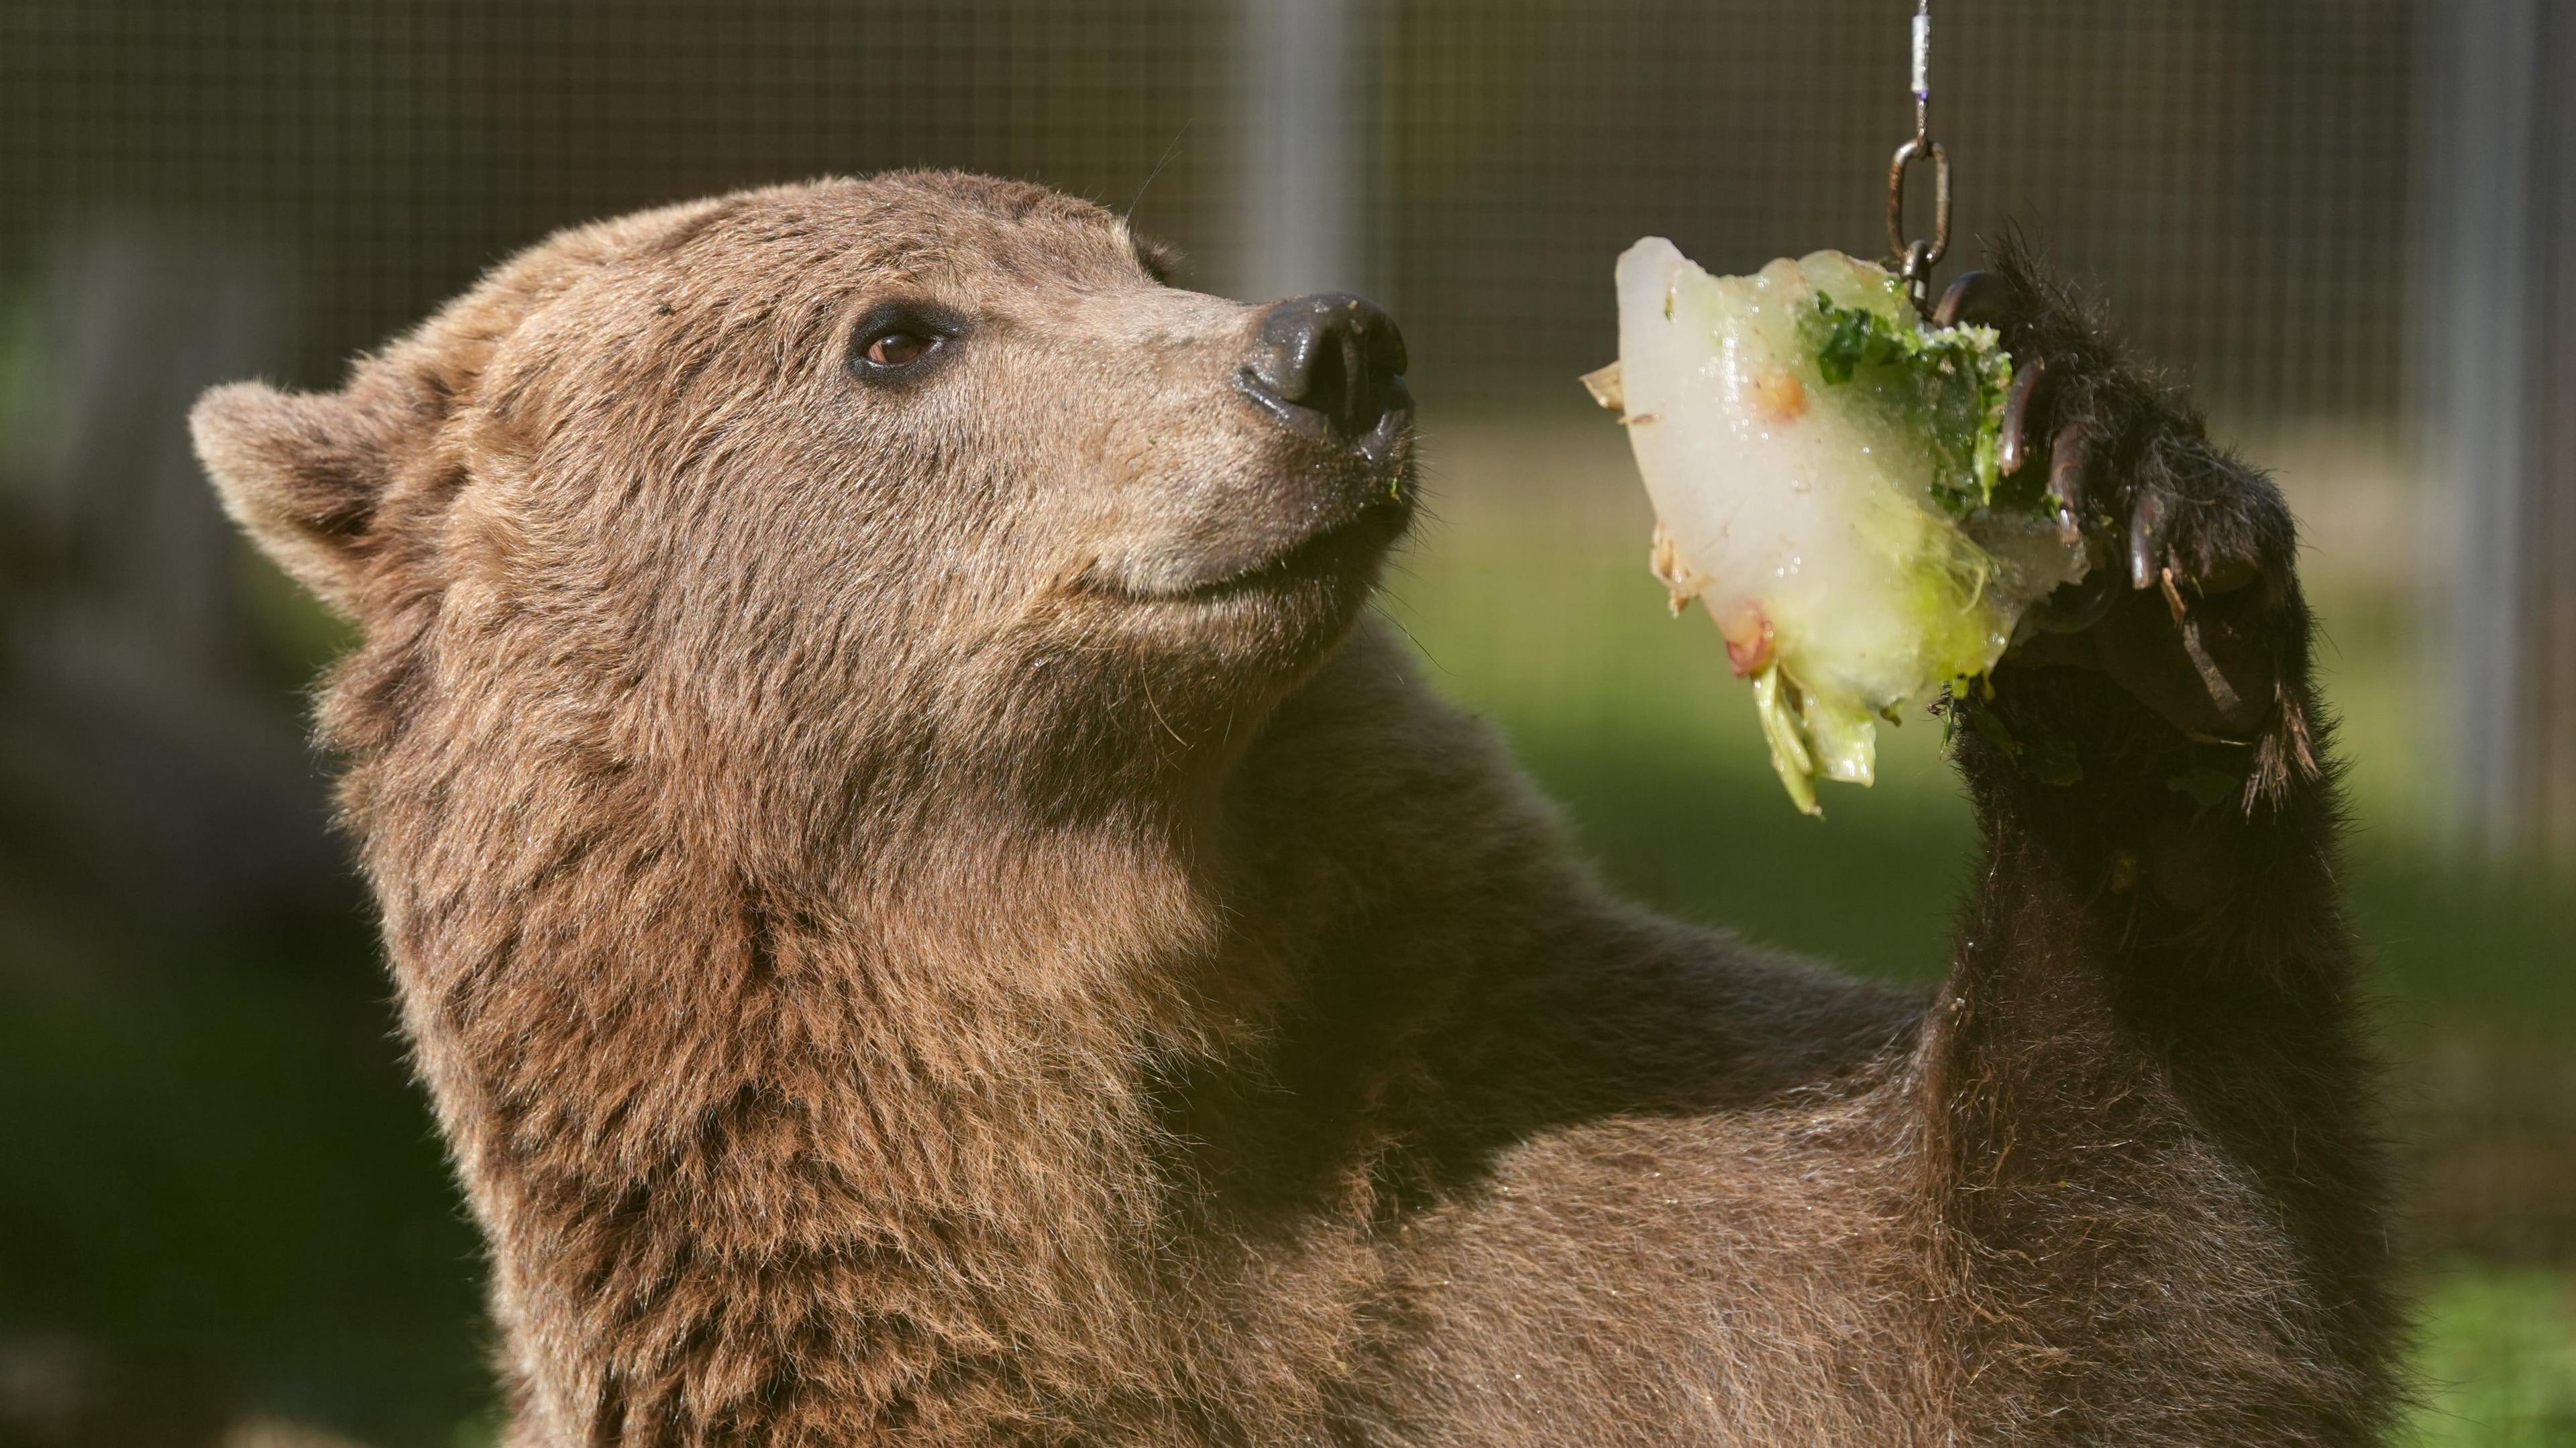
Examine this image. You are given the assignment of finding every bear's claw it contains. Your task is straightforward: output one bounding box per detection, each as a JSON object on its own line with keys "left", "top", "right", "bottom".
{"left": 1936, "top": 255, "right": 2304, "bottom": 750}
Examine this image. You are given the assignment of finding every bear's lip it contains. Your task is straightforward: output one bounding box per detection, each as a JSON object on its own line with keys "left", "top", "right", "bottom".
{"left": 1085, "top": 493, "right": 1412, "bottom": 603}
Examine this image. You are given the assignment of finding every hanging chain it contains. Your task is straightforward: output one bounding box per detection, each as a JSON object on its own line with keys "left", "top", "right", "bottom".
{"left": 1885, "top": 0, "right": 1951, "bottom": 313}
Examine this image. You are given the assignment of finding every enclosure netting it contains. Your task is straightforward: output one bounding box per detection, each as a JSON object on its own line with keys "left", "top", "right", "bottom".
{"left": 3, "top": 0, "right": 2415, "bottom": 419}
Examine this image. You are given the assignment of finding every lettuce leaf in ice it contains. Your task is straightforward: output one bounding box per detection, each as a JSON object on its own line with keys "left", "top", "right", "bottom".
{"left": 1587, "top": 241, "right": 2087, "bottom": 815}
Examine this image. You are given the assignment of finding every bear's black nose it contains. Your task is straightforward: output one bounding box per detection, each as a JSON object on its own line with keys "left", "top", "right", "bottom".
{"left": 1238, "top": 292, "right": 1411, "bottom": 458}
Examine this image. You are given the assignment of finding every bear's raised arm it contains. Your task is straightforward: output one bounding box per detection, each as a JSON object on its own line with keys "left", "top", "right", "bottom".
{"left": 1905, "top": 248, "right": 2398, "bottom": 1440}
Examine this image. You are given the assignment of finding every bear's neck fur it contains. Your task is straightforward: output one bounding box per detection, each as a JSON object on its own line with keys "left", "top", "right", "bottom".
{"left": 334, "top": 618, "right": 1548, "bottom": 1439}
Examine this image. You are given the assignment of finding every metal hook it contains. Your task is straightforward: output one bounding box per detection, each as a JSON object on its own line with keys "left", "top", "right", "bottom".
{"left": 1884, "top": 1, "right": 1950, "bottom": 315}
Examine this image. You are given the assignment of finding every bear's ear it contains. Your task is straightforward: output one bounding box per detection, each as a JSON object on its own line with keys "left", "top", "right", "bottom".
{"left": 191, "top": 380, "right": 406, "bottom": 617}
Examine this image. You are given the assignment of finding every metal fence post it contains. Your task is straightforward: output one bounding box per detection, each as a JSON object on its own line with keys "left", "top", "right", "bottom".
{"left": 1239, "top": 0, "right": 1354, "bottom": 304}
{"left": 2535, "top": 5, "right": 2576, "bottom": 861}
{"left": 2418, "top": 0, "right": 2571, "bottom": 859}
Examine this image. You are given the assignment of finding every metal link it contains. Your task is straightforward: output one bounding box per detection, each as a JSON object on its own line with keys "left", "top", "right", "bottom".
{"left": 1887, "top": 140, "right": 1950, "bottom": 304}
{"left": 1896, "top": 237, "right": 1937, "bottom": 310}
{"left": 1884, "top": 1, "right": 1950, "bottom": 314}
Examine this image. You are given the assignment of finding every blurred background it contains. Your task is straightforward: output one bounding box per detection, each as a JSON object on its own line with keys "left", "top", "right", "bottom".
{"left": 0, "top": 1, "right": 2569, "bottom": 1443}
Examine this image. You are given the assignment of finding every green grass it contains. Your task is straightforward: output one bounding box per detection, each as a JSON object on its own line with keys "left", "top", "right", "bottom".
{"left": 2407, "top": 1264, "right": 2576, "bottom": 1446}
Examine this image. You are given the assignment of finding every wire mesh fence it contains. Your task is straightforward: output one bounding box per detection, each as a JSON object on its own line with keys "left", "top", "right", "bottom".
{"left": 0, "top": 0, "right": 1237, "bottom": 391}
{"left": 1369, "top": 0, "right": 2418, "bottom": 417}
{"left": 3, "top": 0, "right": 2417, "bottom": 417}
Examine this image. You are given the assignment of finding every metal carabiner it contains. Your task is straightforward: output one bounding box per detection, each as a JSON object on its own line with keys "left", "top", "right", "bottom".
{"left": 1886, "top": 136, "right": 1951, "bottom": 309}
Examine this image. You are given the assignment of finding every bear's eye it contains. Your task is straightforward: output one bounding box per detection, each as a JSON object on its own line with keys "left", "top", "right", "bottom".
{"left": 849, "top": 302, "right": 964, "bottom": 385}
{"left": 865, "top": 331, "right": 934, "bottom": 367}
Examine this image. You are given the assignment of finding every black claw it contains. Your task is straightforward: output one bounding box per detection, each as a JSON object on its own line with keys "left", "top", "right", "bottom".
{"left": 1998, "top": 359, "right": 2051, "bottom": 477}
{"left": 2128, "top": 492, "right": 2167, "bottom": 592}
{"left": 1933, "top": 270, "right": 2010, "bottom": 329}
{"left": 2045, "top": 421, "right": 2090, "bottom": 542}
{"left": 2178, "top": 615, "right": 2247, "bottom": 720}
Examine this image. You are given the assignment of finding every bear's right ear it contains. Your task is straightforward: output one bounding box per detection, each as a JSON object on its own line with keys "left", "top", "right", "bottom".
{"left": 191, "top": 380, "right": 405, "bottom": 617}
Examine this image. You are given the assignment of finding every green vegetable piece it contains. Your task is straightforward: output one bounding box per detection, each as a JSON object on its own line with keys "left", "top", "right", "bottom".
{"left": 1801, "top": 291, "right": 2021, "bottom": 522}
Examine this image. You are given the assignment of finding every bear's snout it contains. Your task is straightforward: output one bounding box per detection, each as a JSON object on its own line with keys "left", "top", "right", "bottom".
{"left": 1236, "top": 292, "right": 1411, "bottom": 465}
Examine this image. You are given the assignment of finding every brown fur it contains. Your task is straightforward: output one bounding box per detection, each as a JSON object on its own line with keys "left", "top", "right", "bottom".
{"left": 192, "top": 172, "right": 2397, "bottom": 1445}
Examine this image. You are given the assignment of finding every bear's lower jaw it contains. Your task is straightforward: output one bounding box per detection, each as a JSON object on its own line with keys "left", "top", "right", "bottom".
{"left": 1084, "top": 496, "right": 1411, "bottom": 605}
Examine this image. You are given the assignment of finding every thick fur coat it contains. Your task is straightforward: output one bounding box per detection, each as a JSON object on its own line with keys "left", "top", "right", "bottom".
{"left": 192, "top": 172, "right": 2396, "bottom": 1445}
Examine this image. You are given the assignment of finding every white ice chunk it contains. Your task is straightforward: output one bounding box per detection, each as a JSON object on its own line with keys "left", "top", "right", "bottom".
{"left": 1601, "top": 239, "right": 2086, "bottom": 814}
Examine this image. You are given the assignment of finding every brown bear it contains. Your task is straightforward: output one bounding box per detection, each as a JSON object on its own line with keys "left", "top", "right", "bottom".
{"left": 191, "top": 171, "right": 2396, "bottom": 1445}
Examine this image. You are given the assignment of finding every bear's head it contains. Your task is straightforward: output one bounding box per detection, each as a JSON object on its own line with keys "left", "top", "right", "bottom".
{"left": 192, "top": 172, "right": 1416, "bottom": 842}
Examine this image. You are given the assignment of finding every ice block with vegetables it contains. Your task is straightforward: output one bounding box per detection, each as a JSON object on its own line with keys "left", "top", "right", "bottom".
{"left": 1584, "top": 240, "right": 2086, "bottom": 815}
